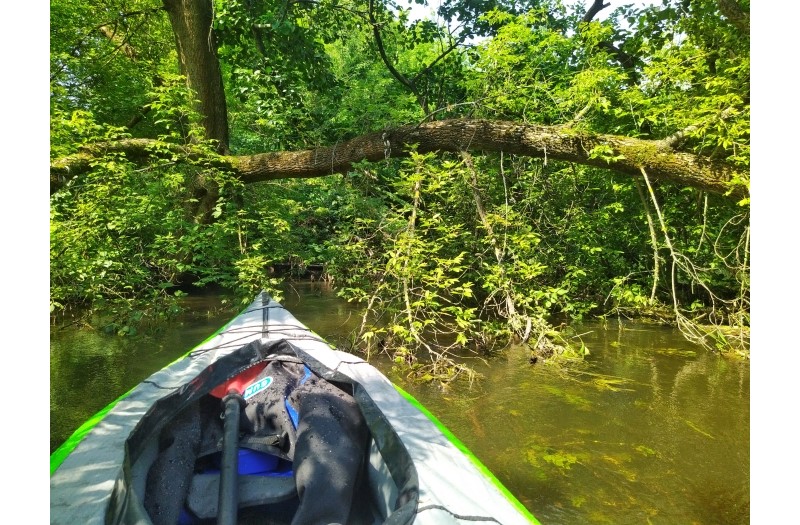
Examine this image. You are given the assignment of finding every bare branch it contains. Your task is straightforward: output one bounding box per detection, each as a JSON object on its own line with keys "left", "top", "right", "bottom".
{"left": 411, "top": 38, "right": 463, "bottom": 85}
{"left": 582, "top": 0, "right": 611, "bottom": 23}
{"left": 99, "top": 24, "right": 139, "bottom": 60}
{"left": 368, "top": 0, "right": 418, "bottom": 96}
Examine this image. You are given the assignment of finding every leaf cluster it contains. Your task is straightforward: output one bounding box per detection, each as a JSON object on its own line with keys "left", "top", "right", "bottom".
{"left": 49, "top": 0, "right": 749, "bottom": 357}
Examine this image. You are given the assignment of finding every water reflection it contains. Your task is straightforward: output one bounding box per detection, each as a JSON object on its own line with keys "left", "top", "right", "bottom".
{"left": 50, "top": 297, "right": 234, "bottom": 453}
{"left": 392, "top": 321, "right": 749, "bottom": 524}
{"left": 50, "top": 285, "right": 749, "bottom": 524}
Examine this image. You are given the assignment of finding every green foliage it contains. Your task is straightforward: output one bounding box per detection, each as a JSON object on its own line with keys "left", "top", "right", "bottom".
{"left": 328, "top": 153, "right": 481, "bottom": 372}
{"left": 50, "top": 0, "right": 175, "bottom": 134}
{"left": 50, "top": 0, "right": 749, "bottom": 358}
{"left": 214, "top": 0, "right": 344, "bottom": 151}
{"left": 52, "top": 88, "right": 286, "bottom": 325}
{"left": 317, "top": 29, "right": 424, "bottom": 138}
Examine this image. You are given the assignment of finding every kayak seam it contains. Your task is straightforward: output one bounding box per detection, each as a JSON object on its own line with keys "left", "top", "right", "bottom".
{"left": 417, "top": 504, "right": 501, "bottom": 523}
{"left": 140, "top": 380, "right": 177, "bottom": 390}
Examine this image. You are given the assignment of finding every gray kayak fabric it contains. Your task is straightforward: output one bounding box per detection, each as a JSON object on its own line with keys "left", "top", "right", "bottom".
{"left": 298, "top": 348, "right": 534, "bottom": 525}
{"left": 50, "top": 292, "right": 537, "bottom": 525}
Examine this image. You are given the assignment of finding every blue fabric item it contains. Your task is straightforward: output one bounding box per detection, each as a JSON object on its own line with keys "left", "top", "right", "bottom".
{"left": 285, "top": 365, "right": 313, "bottom": 428}
{"left": 299, "top": 365, "right": 312, "bottom": 385}
{"left": 238, "top": 448, "right": 279, "bottom": 475}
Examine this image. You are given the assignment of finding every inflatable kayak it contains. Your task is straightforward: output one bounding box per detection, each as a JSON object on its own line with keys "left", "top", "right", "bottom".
{"left": 50, "top": 291, "right": 539, "bottom": 525}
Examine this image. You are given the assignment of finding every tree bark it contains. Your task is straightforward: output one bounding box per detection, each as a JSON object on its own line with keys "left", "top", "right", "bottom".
{"left": 50, "top": 119, "right": 747, "bottom": 201}
{"left": 229, "top": 120, "right": 746, "bottom": 200}
{"left": 162, "top": 0, "right": 229, "bottom": 152}
{"left": 582, "top": 0, "right": 610, "bottom": 23}
{"left": 717, "top": 0, "right": 749, "bottom": 36}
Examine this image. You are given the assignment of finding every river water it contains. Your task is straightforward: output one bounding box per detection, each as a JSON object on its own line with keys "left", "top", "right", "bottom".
{"left": 50, "top": 284, "right": 749, "bottom": 524}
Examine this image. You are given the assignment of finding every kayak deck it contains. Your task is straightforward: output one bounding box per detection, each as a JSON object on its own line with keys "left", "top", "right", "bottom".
{"left": 51, "top": 292, "right": 538, "bottom": 525}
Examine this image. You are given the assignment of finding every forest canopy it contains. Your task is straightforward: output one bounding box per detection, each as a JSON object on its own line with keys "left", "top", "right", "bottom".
{"left": 50, "top": 0, "right": 750, "bottom": 369}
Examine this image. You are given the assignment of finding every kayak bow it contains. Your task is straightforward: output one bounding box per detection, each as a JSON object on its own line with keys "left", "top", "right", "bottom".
{"left": 50, "top": 292, "right": 539, "bottom": 525}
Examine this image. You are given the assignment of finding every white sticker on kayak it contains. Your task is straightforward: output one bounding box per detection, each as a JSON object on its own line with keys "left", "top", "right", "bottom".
{"left": 243, "top": 376, "right": 273, "bottom": 399}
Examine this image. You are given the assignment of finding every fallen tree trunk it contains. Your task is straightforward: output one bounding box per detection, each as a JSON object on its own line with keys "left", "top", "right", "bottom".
{"left": 50, "top": 118, "right": 747, "bottom": 200}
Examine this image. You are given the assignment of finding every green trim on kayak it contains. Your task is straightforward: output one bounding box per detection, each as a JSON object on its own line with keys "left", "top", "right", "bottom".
{"left": 50, "top": 388, "right": 130, "bottom": 475}
{"left": 50, "top": 313, "right": 238, "bottom": 476}
{"left": 394, "top": 385, "right": 541, "bottom": 525}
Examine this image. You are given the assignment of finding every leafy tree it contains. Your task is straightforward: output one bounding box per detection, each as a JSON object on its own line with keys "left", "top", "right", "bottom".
{"left": 50, "top": 0, "right": 749, "bottom": 362}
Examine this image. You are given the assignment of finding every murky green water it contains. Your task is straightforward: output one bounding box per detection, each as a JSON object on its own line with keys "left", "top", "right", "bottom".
{"left": 393, "top": 326, "right": 749, "bottom": 524}
{"left": 50, "top": 294, "right": 236, "bottom": 453}
{"left": 50, "top": 285, "right": 749, "bottom": 524}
